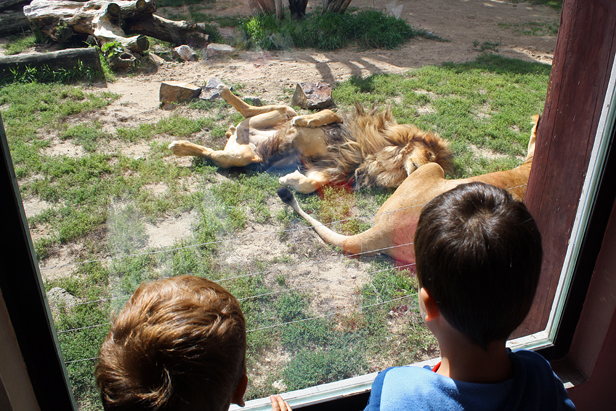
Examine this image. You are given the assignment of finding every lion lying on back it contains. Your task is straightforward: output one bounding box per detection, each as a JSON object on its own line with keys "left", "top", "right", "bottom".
{"left": 169, "top": 85, "right": 453, "bottom": 193}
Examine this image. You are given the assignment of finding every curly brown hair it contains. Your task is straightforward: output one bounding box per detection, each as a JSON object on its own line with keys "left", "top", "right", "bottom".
{"left": 95, "top": 275, "right": 246, "bottom": 411}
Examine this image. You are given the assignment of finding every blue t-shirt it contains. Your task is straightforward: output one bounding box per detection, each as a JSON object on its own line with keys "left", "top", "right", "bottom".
{"left": 365, "top": 350, "right": 575, "bottom": 410}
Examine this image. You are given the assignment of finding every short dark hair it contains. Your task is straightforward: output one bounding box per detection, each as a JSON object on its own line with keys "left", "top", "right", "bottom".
{"left": 414, "top": 182, "right": 542, "bottom": 349}
{"left": 95, "top": 275, "right": 246, "bottom": 411}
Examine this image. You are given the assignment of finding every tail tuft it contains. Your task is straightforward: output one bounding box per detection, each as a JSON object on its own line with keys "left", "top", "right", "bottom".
{"left": 277, "top": 187, "right": 295, "bottom": 204}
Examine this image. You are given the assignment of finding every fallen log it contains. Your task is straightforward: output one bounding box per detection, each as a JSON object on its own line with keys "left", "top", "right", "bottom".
{"left": 0, "top": 0, "right": 30, "bottom": 13}
{"left": 0, "top": 10, "right": 30, "bottom": 36}
{"left": 124, "top": 14, "right": 208, "bottom": 47}
{"left": 23, "top": 0, "right": 208, "bottom": 49}
{"left": 0, "top": 47, "right": 104, "bottom": 79}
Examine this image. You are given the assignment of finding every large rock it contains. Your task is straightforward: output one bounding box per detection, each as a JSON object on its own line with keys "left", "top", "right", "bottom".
{"left": 291, "top": 82, "right": 334, "bottom": 110}
{"left": 160, "top": 81, "right": 201, "bottom": 104}
{"left": 199, "top": 77, "right": 226, "bottom": 101}
{"left": 206, "top": 43, "right": 235, "bottom": 59}
{"left": 172, "top": 45, "right": 198, "bottom": 61}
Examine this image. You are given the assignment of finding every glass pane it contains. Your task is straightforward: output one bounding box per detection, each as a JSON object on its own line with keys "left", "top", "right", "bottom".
{"left": 1, "top": 0, "right": 563, "bottom": 408}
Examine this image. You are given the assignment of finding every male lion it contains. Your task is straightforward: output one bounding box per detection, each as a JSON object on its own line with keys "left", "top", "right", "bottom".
{"left": 168, "top": 85, "right": 453, "bottom": 194}
{"left": 278, "top": 115, "right": 540, "bottom": 265}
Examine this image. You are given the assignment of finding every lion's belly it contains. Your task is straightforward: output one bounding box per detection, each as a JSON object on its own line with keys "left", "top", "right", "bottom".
{"left": 292, "top": 127, "right": 329, "bottom": 158}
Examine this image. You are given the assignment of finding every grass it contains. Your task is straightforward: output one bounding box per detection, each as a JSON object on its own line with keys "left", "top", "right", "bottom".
{"left": 498, "top": 20, "right": 560, "bottom": 37}
{"left": 238, "top": 10, "right": 442, "bottom": 51}
{"left": 333, "top": 54, "right": 550, "bottom": 178}
{"left": 508, "top": 0, "right": 563, "bottom": 10}
{"left": 1, "top": 53, "right": 551, "bottom": 409}
{"left": 2, "top": 33, "right": 38, "bottom": 55}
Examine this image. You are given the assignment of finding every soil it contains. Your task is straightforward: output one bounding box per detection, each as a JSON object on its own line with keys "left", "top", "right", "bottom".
{"left": 6, "top": 0, "right": 559, "bottom": 383}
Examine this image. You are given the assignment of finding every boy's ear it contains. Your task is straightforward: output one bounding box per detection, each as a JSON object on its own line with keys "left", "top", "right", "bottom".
{"left": 420, "top": 287, "right": 440, "bottom": 322}
{"left": 232, "top": 375, "right": 248, "bottom": 407}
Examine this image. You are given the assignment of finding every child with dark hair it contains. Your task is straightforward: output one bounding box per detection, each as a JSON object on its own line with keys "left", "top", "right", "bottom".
{"left": 365, "top": 182, "right": 575, "bottom": 410}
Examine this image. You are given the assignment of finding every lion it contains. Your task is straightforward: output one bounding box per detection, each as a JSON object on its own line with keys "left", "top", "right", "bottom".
{"left": 278, "top": 115, "right": 540, "bottom": 265}
{"left": 168, "top": 85, "right": 453, "bottom": 194}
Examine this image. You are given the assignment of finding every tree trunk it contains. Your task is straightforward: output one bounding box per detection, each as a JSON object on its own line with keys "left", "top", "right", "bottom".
{"left": 250, "top": 0, "right": 275, "bottom": 14}
{"left": 0, "top": 10, "right": 30, "bottom": 36}
{"left": 124, "top": 14, "right": 208, "bottom": 47}
{"left": 323, "top": 0, "right": 352, "bottom": 13}
{"left": 274, "top": 0, "right": 283, "bottom": 20}
{"left": 0, "top": 47, "right": 104, "bottom": 78}
{"left": 288, "top": 0, "right": 307, "bottom": 19}
{"left": 0, "top": 0, "right": 29, "bottom": 13}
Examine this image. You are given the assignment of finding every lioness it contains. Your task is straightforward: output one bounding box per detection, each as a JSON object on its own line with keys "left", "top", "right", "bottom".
{"left": 278, "top": 115, "right": 540, "bottom": 264}
{"left": 168, "top": 85, "right": 453, "bottom": 194}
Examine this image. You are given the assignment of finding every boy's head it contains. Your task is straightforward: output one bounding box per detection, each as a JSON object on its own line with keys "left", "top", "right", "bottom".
{"left": 95, "top": 275, "right": 247, "bottom": 411}
{"left": 414, "top": 182, "right": 542, "bottom": 349}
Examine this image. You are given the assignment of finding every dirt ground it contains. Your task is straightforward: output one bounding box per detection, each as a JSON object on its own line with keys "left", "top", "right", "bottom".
{"left": 98, "top": 0, "right": 559, "bottom": 122}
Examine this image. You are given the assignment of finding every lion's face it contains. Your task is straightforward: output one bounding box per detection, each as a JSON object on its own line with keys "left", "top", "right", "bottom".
{"left": 404, "top": 139, "right": 453, "bottom": 177}
{"left": 404, "top": 145, "right": 437, "bottom": 175}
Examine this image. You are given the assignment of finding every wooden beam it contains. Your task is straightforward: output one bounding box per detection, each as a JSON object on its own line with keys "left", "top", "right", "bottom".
{"left": 516, "top": 0, "right": 616, "bottom": 337}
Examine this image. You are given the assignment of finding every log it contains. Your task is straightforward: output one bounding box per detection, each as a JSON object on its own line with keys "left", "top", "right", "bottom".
{"left": 23, "top": 0, "right": 201, "bottom": 49}
{"left": 124, "top": 14, "right": 208, "bottom": 47}
{"left": 0, "top": 47, "right": 104, "bottom": 79}
{"left": 0, "top": 0, "right": 30, "bottom": 13}
{"left": 0, "top": 10, "right": 30, "bottom": 36}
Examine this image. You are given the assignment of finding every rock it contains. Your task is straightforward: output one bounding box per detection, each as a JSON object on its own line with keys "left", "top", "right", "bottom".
{"left": 291, "top": 82, "right": 334, "bottom": 109}
{"left": 160, "top": 81, "right": 202, "bottom": 103}
{"left": 46, "top": 287, "right": 80, "bottom": 311}
{"left": 206, "top": 43, "right": 236, "bottom": 59}
{"left": 147, "top": 52, "right": 165, "bottom": 67}
{"left": 199, "top": 77, "right": 227, "bottom": 101}
{"left": 173, "top": 45, "right": 198, "bottom": 62}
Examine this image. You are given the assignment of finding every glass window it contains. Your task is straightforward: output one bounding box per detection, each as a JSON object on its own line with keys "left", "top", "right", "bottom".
{"left": 5, "top": 0, "right": 611, "bottom": 409}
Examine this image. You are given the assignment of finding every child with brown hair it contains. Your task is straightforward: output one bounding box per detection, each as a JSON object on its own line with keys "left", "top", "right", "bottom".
{"left": 95, "top": 275, "right": 248, "bottom": 411}
{"left": 365, "top": 182, "right": 575, "bottom": 410}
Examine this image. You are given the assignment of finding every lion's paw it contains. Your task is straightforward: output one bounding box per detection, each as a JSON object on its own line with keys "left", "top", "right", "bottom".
{"left": 292, "top": 116, "right": 311, "bottom": 128}
{"left": 279, "top": 170, "right": 303, "bottom": 186}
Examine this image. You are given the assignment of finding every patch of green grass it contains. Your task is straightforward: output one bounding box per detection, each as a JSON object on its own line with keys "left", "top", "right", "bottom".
{"left": 473, "top": 40, "right": 501, "bottom": 52}
{"left": 498, "top": 21, "right": 559, "bottom": 36}
{"left": 210, "top": 173, "right": 281, "bottom": 228}
{"left": 61, "top": 122, "right": 110, "bottom": 152}
{"left": 508, "top": 0, "right": 563, "bottom": 10}
{"left": 240, "top": 9, "right": 437, "bottom": 51}
{"left": 2, "top": 33, "right": 38, "bottom": 55}
{"left": 333, "top": 54, "right": 550, "bottom": 178}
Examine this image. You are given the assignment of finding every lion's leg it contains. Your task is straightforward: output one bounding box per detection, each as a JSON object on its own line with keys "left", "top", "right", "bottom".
{"left": 168, "top": 141, "right": 261, "bottom": 168}
{"left": 279, "top": 170, "right": 329, "bottom": 194}
{"left": 218, "top": 85, "right": 297, "bottom": 119}
{"left": 292, "top": 110, "right": 343, "bottom": 128}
